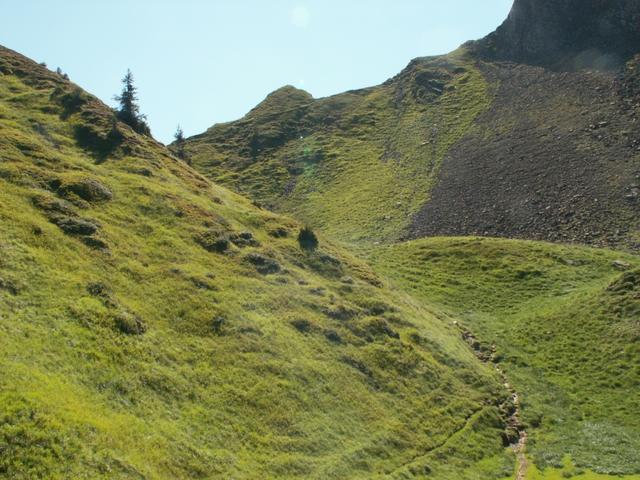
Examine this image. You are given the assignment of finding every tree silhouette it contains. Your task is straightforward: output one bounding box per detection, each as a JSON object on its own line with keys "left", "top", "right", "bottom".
{"left": 114, "top": 69, "right": 151, "bottom": 136}
{"left": 173, "top": 125, "right": 189, "bottom": 163}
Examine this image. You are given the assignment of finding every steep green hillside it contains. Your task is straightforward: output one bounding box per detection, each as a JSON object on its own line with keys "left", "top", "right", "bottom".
{"left": 0, "top": 46, "right": 521, "bottom": 479}
{"left": 3, "top": 0, "right": 640, "bottom": 476}
{"left": 185, "top": 50, "right": 491, "bottom": 244}
{"left": 368, "top": 237, "right": 640, "bottom": 477}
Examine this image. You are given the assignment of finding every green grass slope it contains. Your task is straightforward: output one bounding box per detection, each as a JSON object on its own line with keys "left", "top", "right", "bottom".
{"left": 368, "top": 237, "right": 640, "bottom": 477}
{"left": 184, "top": 50, "right": 491, "bottom": 244}
{"left": 0, "top": 46, "right": 518, "bottom": 479}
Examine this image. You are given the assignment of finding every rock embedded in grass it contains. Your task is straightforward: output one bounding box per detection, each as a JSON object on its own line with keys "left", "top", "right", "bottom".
{"left": 211, "top": 316, "right": 225, "bottom": 334}
{"left": 612, "top": 259, "right": 631, "bottom": 271}
{"left": 322, "top": 303, "right": 358, "bottom": 320}
{"left": 324, "top": 329, "right": 342, "bottom": 343}
{"left": 268, "top": 226, "right": 289, "bottom": 238}
{"left": 244, "top": 252, "right": 281, "bottom": 275}
{"left": 80, "top": 235, "right": 109, "bottom": 250}
{"left": 32, "top": 194, "right": 75, "bottom": 215}
{"left": 58, "top": 177, "right": 113, "bottom": 202}
{"left": 51, "top": 215, "right": 99, "bottom": 236}
{"left": 229, "top": 231, "right": 260, "bottom": 248}
{"left": 114, "top": 311, "right": 147, "bottom": 335}
{"left": 290, "top": 318, "right": 313, "bottom": 333}
{"left": 195, "top": 229, "right": 231, "bottom": 253}
{"left": 0, "top": 276, "right": 19, "bottom": 295}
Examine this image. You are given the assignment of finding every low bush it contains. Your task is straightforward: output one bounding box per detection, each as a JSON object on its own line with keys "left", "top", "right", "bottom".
{"left": 297, "top": 226, "right": 318, "bottom": 251}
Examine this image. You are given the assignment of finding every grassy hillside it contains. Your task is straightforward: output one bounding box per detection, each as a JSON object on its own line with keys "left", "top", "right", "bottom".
{"left": 0, "top": 46, "right": 523, "bottom": 479}
{"left": 368, "top": 237, "right": 640, "bottom": 477}
{"left": 184, "top": 49, "right": 640, "bottom": 250}
{"left": 185, "top": 50, "right": 491, "bottom": 244}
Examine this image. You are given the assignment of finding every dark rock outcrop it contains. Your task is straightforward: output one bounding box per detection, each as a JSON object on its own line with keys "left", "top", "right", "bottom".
{"left": 474, "top": 0, "right": 640, "bottom": 70}
{"left": 58, "top": 177, "right": 113, "bottom": 203}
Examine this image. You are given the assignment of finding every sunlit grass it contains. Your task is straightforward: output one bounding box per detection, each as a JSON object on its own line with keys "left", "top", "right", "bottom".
{"left": 187, "top": 50, "right": 491, "bottom": 244}
{"left": 368, "top": 237, "right": 640, "bottom": 476}
{"left": 0, "top": 48, "right": 511, "bottom": 479}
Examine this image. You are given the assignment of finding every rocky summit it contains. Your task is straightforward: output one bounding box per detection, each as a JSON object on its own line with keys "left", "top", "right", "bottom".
{"left": 474, "top": 0, "right": 640, "bottom": 70}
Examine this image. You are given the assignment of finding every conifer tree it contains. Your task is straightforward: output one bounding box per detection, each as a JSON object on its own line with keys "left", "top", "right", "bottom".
{"left": 174, "top": 124, "right": 185, "bottom": 145}
{"left": 173, "top": 125, "right": 189, "bottom": 163}
{"left": 114, "top": 69, "right": 151, "bottom": 136}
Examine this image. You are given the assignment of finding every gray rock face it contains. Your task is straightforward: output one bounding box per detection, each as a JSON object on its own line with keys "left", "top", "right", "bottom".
{"left": 475, "top": 0, "right": 640, "bottom": 70}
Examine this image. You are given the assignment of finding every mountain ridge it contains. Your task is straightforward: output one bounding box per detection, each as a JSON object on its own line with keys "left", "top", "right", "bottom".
{"left": 183, "top": 8, "right": 640, "bottom": 248}
{"left": 2, "top": 0, "right": 640, "bottom": 477}
{"left": 184, "top": 50, "right": 497, "bottom": 244}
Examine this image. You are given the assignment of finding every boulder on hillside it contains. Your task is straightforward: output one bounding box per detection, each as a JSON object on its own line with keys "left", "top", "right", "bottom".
{"left": 57, "top": 177, "right": 113, "bottom": 202}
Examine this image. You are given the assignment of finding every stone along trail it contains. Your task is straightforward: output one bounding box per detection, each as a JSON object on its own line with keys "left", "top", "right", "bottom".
{"left": 457, "top": 323, "right": 528, "bottom": 479}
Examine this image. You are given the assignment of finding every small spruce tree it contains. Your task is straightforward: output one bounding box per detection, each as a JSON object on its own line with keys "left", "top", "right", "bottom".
{"left": 173, "top": 125, "right": 187, "bottom": 162}
{"left": 174, "top": 125, "right": 185, "bottom": 143}
{"left": 114, "top": 69, "right": 151, "bottom": 136}
{"left": 56, "top": 67, "right": 69, "bottom": 80}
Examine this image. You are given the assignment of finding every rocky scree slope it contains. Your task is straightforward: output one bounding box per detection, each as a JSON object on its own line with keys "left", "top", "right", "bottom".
{"left": 183, "top": 0, "right": 640, "bottom": 250}
{"left": 0, "top": 45, "right": 518, "bottom": 479}
{"left": 409, "top": 56, "right": 640, "bottom": 248}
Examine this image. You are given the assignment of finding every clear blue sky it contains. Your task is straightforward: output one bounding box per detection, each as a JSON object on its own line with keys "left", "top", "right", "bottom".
{"left": 2, "top": 0, "right": 513, "bottom": 143}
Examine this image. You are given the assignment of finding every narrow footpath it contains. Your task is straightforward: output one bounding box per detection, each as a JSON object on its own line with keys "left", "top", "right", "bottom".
{"left": 456, "top": 323, "right": 528, "bottom": 479}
